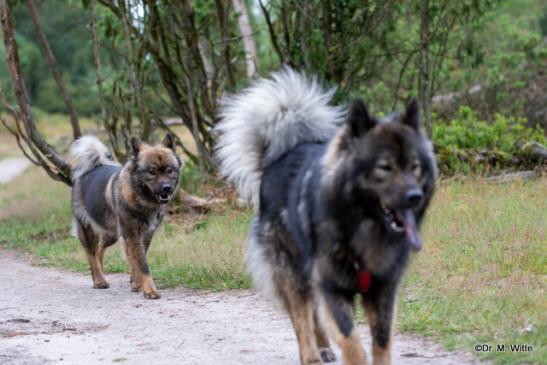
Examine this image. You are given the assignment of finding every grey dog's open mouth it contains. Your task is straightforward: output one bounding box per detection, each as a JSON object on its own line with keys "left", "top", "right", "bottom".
{"left": 380, "top": 202, "right": 422, "bottom": 251}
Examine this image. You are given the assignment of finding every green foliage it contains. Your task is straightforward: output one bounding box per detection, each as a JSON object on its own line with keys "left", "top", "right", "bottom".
{"left": 178, "top": 160, "right": 225, "bottom": 196}
{"left": 433, "top": 107, "right": 546, "bottom": 174}
{"left": 1, "top": 0, "right": 113, "bottom": 116}
{"left": 434, "top": 107, "right": 546, "bottom": 151}
{"left": 1, "top": 0, "right": 546, "bottom": 175}
{"left": 179, "top": 160, "right": 203, "bottom": 195}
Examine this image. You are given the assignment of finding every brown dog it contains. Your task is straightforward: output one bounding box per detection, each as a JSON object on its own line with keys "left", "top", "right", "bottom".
{"left": 70, "top": 134, "right": 182, "bottom": 299}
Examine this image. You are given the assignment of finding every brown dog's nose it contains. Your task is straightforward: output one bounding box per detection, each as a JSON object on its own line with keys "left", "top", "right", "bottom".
{"left": 404, "top": 188, "right": 423, "bottom": 207}
{"left": 161, "top": 184, "right": 172, "bottom": 195}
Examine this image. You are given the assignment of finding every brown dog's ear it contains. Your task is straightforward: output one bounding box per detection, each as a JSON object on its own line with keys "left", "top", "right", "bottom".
{"left": 130, "top": 137, "right": 143, "bottom": 157}
{"left": 403, "top": 98, "right": 420, "bottom": 131}
{"left": 346, "top": 98, "right": 376, "bottom": 137}
{"left": 162, "top": 132, "right": 175, "bottom": 151}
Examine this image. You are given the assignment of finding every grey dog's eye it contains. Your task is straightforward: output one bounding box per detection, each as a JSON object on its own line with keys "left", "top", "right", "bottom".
{"left": 411, "top": 161, "right": 421, "bottom": 175}
{"left": 377, "top": 162, "right": 393, "bottom": 172}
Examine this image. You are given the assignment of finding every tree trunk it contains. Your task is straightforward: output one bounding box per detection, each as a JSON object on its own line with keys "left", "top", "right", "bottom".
{"left": 27, "top": 0, "right": 81, "bottom": 140}
{"left": 0, "top": 0, "right": 71, "bottom": 185}
{"left": 232, "top": 0, "right": 257, "bottom": 78}
{"left": 419, "top": 0, "right": 432, "bottom": 139}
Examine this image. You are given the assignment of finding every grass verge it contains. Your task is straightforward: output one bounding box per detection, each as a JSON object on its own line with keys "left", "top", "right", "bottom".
{"left": 400, "top": 177, "right": 546, "bottom": 364}
{"left": 0, "top": 165, "right": 544, "bottom": 364}
{"left": 0, "top": 166, "right": 251, "bottom": 290}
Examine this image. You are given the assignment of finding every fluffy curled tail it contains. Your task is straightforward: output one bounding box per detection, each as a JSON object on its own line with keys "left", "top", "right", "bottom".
{"left": 69, "top": 135, "right": 119, "bottom": 179}
{"left": 215, "top": 68, "right": 344, "bottom": 209}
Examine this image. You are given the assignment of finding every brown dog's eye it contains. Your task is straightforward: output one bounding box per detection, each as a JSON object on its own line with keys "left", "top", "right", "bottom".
{"left": 166, "top": 167, "right": 173, "bottom": 174}
{"left": 148, "top": 169, "right": 157, "bottom": 176}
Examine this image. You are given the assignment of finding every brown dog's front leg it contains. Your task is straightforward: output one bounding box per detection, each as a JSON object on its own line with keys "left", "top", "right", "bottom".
{"left": 124, "top": 235, "right": 160, "bottom": 299}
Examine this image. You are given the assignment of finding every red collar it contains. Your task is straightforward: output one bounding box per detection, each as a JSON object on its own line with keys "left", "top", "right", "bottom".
{"left": 353, "top": 260, "right": 372, "bottom": 293}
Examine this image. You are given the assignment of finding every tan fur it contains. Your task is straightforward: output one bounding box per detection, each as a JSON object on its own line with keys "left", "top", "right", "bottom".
{"left": 138, "top": 146, "right": 179, "bottom": 168}
{"left": 321, "top": 127, "right": 348, "bottom": 181}
{"left": 280, "top": 285, "right": 323, "bottom": 365}
{"left": 363, "top": 300, "right": 395, "bottom": 365}
{"left": 86, "top": 249, "right": 108, "bottom": 289}
{"left": 318, "top": 296, "right": 368, "bottom": 365}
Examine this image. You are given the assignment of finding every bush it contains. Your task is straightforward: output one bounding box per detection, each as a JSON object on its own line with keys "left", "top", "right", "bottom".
{"left": 433, "top": 106, "right": 546, "bottom": 174}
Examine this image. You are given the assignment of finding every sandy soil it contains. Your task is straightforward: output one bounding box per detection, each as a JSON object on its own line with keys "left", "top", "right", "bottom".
{"left": 0, "top": 159, "right": 485, "bottom": 364}
{"left": 0, "top": 158, "right": 31, "bottom": 184}
{"left": 0, "top": 248, "right": 487, "bottom": 365}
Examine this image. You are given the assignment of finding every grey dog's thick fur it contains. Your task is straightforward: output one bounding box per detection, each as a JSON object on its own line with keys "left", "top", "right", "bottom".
{"left": 216, "top": 68, "right": 436, "bottom": 365}
{"left": 216, "top": 68, "right": 345, "bottom": 209}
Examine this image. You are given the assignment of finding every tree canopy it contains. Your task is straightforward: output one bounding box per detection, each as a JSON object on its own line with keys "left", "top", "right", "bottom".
{"left": 0, "top": 0, "right": 545, "bottom": 182}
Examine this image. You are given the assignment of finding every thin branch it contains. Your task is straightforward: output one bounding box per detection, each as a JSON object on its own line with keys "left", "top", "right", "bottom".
{"left": 119, "top": 0, "right": 150, "bottom": 141}
{"left": 392, "top": 48, "right": 420, "bottom": 109}
{"left": 259, "top": 0, "right": 286, "bottom": 64}
{"left": 298, "top": 0, "right": 311, "bottom": 70}
{"left": 27, "top": 0, "right": 81, "bottom": 140}
{"left": 215, "top": 0, "right": 236, "bottom": 89}
{"left": 0, "top": 84, "right": 40, "bottom": 165}
{"left": 90, "top": 0, "right": 108, "bottom": 133}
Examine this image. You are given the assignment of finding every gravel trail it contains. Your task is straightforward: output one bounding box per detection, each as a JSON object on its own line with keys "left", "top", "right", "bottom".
{"left": 0, "top": 248, "right": 486, "bottom": 365}
{"left": 0, "top": 157, "right": 31, "bottom": 184}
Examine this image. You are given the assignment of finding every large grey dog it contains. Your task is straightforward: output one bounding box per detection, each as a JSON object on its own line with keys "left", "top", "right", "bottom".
{"left": 216, "top": 69, "right": 437, "bottom": 365}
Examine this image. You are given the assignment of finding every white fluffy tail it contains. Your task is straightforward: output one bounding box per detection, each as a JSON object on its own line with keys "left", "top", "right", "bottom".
{"left": 69, "top": 135, "right": 119, "bottom": 179}
{"left": 215, "top": 68, "right": 344, "bottom": 209}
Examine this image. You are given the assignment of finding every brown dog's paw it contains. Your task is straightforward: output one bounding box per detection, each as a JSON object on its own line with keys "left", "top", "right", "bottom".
{"left": 130, "top": 284, "right": 141, "bottom": 292}
{"left": 143, "top": 288, "right": 161, "bottom": 299}
{"left": 319, "top": 348, "right": 336, "bottom": 363}
{"left": 93, "top": 281, "right": 110, "bottom": 289}
{"left": 303, "top": 356, "right": 323, "bottom": 365}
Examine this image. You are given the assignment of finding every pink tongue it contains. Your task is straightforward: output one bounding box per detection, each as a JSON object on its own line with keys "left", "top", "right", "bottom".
{"left": 397, "top": 210, "right": 422, "bottom": 251}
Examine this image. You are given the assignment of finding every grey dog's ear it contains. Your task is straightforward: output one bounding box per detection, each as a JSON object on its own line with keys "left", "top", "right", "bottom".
{"left": 402, "top": 98, "right": 420, "bottom": 131}
{"left": 162, "top": 132, "right": 175, "bottom": 151}
{"left": 130, "top": 137, "right": 143, "bottom": 157}
{"left": 346, "top": 98, "right": 376, "bottom": 137}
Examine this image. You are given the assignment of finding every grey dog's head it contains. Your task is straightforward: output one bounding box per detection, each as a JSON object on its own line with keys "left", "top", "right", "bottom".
{"left": 323, "top": 99, "right": 436, "bottom": 251}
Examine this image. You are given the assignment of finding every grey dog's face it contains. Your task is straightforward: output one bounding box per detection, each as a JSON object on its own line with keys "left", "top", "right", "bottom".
{"left": 339, "top": 99, "right": 436, "bottom": 251}
{"left": 130, "top": 134, "right": 183, "bottom": 205}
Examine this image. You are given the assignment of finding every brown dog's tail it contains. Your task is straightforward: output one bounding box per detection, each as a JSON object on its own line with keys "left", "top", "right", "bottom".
{"left": 69, "top": 136, "right": 119, "bottom": 180}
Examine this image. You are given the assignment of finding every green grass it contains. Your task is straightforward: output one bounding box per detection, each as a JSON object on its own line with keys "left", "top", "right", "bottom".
{"left": 400, "top": 178, "right": 546, "bottom": 364}
{"left": 0, "top": 164, "right": 545, "bottom": 364}
{"left": 0, "top": 166, "right": 252, "bottom": 290}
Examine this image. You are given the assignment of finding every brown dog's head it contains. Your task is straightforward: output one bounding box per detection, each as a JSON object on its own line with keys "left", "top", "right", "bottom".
{"left": 324, "top": 99, "right": 436, "bottom": 251}
{"left": 129, "top": 133, "right": 183, "bottom": 205}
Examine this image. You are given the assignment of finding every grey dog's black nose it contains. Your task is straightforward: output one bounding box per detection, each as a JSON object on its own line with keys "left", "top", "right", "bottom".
{"left": 161, "top": 184, "right": 172, "bottom": 195}
{"left": 405, "top": 188, "right": 423, "bottom": 207}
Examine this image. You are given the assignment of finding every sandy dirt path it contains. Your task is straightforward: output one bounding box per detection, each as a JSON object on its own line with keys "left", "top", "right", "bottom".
{"left": 0, "top": 248, "right": 486, "bottom": 365}
{"left": 0, "top": 158, "right": 31, "bottom": 184}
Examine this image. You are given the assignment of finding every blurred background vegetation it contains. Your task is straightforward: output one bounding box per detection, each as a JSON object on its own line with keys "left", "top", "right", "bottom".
{"left": 0, "top": 0, "right": 546, "bottom": 178}
{"left": 0, "top": 3, "right": 545, "bottom": 362}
